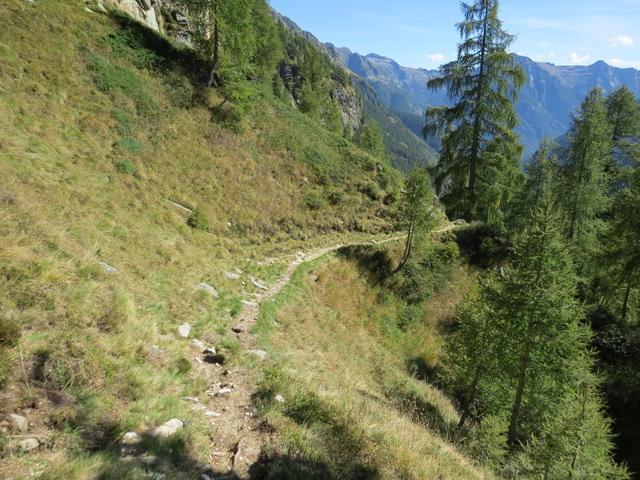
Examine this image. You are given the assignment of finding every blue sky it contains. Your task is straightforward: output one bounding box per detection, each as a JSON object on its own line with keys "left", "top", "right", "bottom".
{"left": 269, "top": 0, "right": 640, "bottom": 69}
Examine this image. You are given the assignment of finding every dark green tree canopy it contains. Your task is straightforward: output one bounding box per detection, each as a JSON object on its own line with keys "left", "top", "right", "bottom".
{"left": 425, "top": 0, "right": 525, "bottom": 223}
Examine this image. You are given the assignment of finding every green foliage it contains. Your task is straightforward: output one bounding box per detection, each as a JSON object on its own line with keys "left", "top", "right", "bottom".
{"left": 426, "top": 0, "right": 525, "bottom": 223}
{"left": 86, "top": 50, "right": 155, "bottom": 117}
{"left": 607, "top": 86, "right": 640, "bottom": 143}
{"left": 357, "top": 120, "right": 387, "bottom": 159}
{"left": 558, "top": 88, "right": 612, "bottom": 267}
{"left": 187, "top": 207, "right": 209, "bottom": 231}
{"left": 114, "top": 137, "right": 143, "bottom": 155}
{"left": 304, "top": 191, "right": 325, "bottom": 210}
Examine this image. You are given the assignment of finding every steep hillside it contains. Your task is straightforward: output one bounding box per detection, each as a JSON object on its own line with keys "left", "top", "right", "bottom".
{"left": 272, "top": 12, "right": 438, "bottom": 172}
{"left": 329, "top": 48, "right": 640, "bottom": 158}
{"left": 0, "top": 1, "right": 412, "bottom": 477}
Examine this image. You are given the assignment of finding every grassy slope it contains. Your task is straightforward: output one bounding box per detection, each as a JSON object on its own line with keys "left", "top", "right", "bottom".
{"left": 254, "top": 239, "right": 489, "bottom": 479}
{"left": 0, "top": 0, "right": 402, "bottom": 477}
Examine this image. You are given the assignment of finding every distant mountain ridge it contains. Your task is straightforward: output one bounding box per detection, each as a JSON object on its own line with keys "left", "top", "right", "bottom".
{"left": 273, "top": 10, "right": 640, "bottom": 160}
{"left": 324, "top": 46, "right": 640, "bottom": 157}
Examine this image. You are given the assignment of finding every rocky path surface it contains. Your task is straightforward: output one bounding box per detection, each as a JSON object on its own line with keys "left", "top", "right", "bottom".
{"left": 189, "top": 226, "right": 456, "bottom": 479}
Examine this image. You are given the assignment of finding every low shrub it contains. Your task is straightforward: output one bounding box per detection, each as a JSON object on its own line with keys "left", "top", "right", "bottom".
{"left": 187, "top": 207, "right": 209, "bottom": 231}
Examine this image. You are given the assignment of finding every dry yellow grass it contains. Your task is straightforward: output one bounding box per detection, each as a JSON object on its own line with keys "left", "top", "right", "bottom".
{"left": 256, "top": 247, "right": 489, "bottom": 479}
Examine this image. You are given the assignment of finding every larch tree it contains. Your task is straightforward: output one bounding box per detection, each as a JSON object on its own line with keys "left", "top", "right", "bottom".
{"left": 445, "top": 204, "right": 590, "bottom": 449}
{"left": 559, "top": 88, "right": 612, "bottom": 263}
{"left": 600, "top": 161, "right": 640, "bottom": 322}
{"left": 425, "top": 0, "right": 525, "bottom": 223}
{"left": 184, "top": 0, "right": 256, "bottom": 87}
{"left": 394, "top": 169, "right": 438, "bottom": 273}
{"left": 606, "top": 86, "right": 639, "bottom": 144}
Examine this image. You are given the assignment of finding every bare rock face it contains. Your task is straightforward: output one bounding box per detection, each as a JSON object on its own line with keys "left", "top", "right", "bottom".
{"left": 105, "top": 0, "right": 162, "bottom": 31}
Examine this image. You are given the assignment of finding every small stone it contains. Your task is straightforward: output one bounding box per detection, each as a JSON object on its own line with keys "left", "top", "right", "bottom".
{"left": 182, "top": 396, "right": 199, "bottom": 403}
{"left": 249, "top": 349, "right": 268, "bottom": 361}
{"left": 151, "top": 419, "right": 184, "bottom": 438}
{"left": 242, "top": 300, "right": 257, "bottom": 307}
{"left": 191, "top": 339, "right": 206, "bottom": 350}
{"left": 215, "top": 388, "right": 233, "bottom": 397}
{"left": 231, "top": 325, "right": 243, "bottom": 334}
{"left": 99, "top": 261, "right": 117, "bottom": 274}
{"left": 195, "top": 283, "right": 219, "bottom": 298}
{"left": 7, "top": 414, "right": 28, "bottom": 433}
{"left": 275, "top": 394, "right": 285, "bottom": 404}
{"left": 249, "top": 276, "right": 268, "bottom": 290}
{"left": 149, "top": 345, "right": 164, "bottom": 356}
{"left": 17, "top": 437, "right": 39, "bottom": 452}
{"left": 204, "top": 410, "right": 221, "bottom": 418}
{"left": 121, "top": 431, "right": 141, "bottom": 445}
{"left": 178, "top": 323, "right": 191, "bottom": 338}
{"left": 224, "top": 271, "right": 241, "bottom": 280}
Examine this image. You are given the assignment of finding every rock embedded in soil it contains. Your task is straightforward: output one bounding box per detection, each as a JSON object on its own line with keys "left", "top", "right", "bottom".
{"left": 7, "top": 414, "right": 28, "bottom": 432}
{"left": 195, "top": 283, "right": 219, "bottom": 298}
{"left": 178, "top": 323, "right": 191, "bottom": 338}
{"left": 17, "top": 437, "right": 39, "bottom": 452}
{"left": 151, "top": 419, "right": 184, "bottom": 438}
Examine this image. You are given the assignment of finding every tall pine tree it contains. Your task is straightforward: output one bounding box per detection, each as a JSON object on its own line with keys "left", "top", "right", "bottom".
{"left": 425, "top": 0, "right": 524, "bottom": 223}
{"left": 559, "top": 88, "right": 612, "bottom": 266}
{"left": 445, "top": 204, "right": 589, "bottom": 448}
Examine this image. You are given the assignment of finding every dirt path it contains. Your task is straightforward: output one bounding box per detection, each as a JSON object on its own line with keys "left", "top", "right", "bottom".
{"left": 195, "top": 227, "right": 455, "bottom": 479}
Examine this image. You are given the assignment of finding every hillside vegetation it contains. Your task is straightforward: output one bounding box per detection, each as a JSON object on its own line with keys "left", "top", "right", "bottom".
{"left": 0, "top": 1, "right": 418, "bottom": 477}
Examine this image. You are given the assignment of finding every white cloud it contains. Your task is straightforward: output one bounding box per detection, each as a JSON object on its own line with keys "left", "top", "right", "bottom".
{"left": 610, "top": 35, "right": 634, "bottom": 47}
{"left": 608, "top": 58, "right": 640, "bottom": 69}
{"left": 569, "top": 52, "right": 592, "bottom": 64}
{"left": 427, "top": 53, "right": 445, "bottom": 62}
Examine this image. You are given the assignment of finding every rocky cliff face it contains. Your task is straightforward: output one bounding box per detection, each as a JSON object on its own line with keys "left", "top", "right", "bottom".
{"left": 103, "top": 0, "right": 162, "bottom": 31}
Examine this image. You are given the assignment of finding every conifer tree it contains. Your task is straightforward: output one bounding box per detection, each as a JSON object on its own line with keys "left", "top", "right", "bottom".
{"left": 185, "top": 0, "right": 256, "bottom": 87}
{"left": 600, "top": 160, "right": 640, "bottom": 322}
{"left": 559, "top": 88, "right": 612, "bottom": 262}
{"left": 357, "top": 121, "right": 387, "bottom": 159}
{"left": 507, "top": 138, "right": 559, "bottom": 230}
{"left": 445, "top": 204, "right": 589, "bottom": 447}
{"left": 517, "top": 373, "right": 629, "bottom": 480}
{"left": 425, "top": 0, "right": 525, "bottom": 223}
{"left": 394, "top": 169, "right": 438, "bottom": 273}
{"left": 606, "top": 86, "right": 639, "bottom": 144}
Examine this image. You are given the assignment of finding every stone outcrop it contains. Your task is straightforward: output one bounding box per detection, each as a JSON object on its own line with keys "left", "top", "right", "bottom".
{"left": 104, "top": 0, "right": 162, "bottom": 31}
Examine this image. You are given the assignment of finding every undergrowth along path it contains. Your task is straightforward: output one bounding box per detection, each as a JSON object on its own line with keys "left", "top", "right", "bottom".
{"left": 198, "top": 226, "right": 456, "bottom": 478}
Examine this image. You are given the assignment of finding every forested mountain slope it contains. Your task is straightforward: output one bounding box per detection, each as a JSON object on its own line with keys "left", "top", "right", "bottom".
{"left": 328, "top": 47, "right": 640, "bottom": 158}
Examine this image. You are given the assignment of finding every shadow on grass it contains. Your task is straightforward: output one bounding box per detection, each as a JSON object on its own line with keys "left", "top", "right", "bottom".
{"left": 337, "top": 245, "right": 394, "bottom": 285}
{"left": 253, "top": 381, "right": 380, "bottom": 480}
{"left": 108, "top": 10, "right": 209, "bottom": 84}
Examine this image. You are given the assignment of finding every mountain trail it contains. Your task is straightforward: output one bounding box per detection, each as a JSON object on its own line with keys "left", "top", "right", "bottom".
{"left": 187, "top": 225, "right": 456, "bottom": 478}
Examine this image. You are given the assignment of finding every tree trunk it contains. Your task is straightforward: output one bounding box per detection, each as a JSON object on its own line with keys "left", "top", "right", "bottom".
{"left": 458, "top": 366, "right": 481, "bottom": 429}
{"left": 207, "top": 16, "right": 220, "bottom": 87}
{"left": 394, "top": 225, "right": 414, "bottom": 274}
{"left": 467, "top": 0, "right": 490, "bottom": 220}
{"left": 507, "top": 321, "right": 534, "bottom": 449}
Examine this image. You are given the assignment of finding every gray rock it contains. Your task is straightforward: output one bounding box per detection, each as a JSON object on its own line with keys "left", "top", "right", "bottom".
{"left": 231, "top": 325, "right": 243, "bottom": 334}
{"left": 151, "top": 419, "right": 184, "bottom": 438}
{"left": 17, "top": 437, "right": 39, "bottom": 452}
{"left": 195, "top": 283, "right": 219, "bottom": 298}
{"left": 178, "top": 323, "right": 191, "bottom": 338}
{"left": 204, "top": 410, "right": 221, "bottom": 418}
{"left": 7, "top": 414, "right": 28, "bottom": 432}
{"left": 99, "top": 261, "right": 118, "bottom": 274}
{"left": 248, "top": 349, "right": 268, "bottom": 361}
{"left": 191, "top": 339, "right": 206, "bottom": 350}
{"left": 121, "top": 431, "right": 141, "bottom": 445}
{"left": 249, "top": 276, "right": 268, "bottom": 290}
{"left": 224, "top": 271, "right": 241, "bottom": 281}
